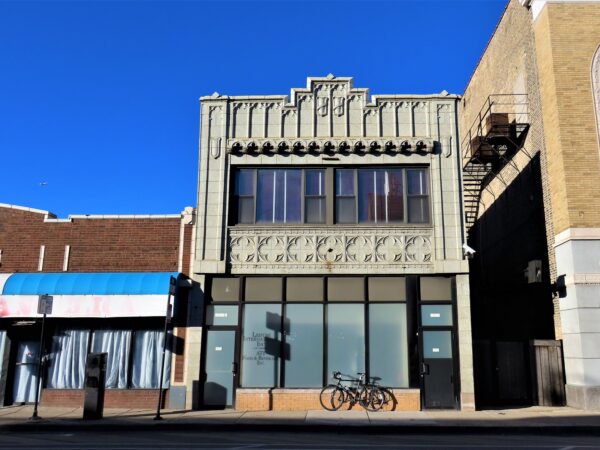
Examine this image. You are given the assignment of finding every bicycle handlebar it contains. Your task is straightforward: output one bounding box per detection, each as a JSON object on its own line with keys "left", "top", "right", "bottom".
{"left": 331, "top": 371, "right": 368, "bottom": 383}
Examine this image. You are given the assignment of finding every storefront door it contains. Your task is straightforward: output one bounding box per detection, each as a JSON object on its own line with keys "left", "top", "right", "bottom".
{"left": 203, "top": 330, "right": 237, "bottom": 408}
{"left": 421, "top": 330, "right": 456, "bottom": 409}
{"left": 12, "top": 341, "right": 40, "bottom": 404}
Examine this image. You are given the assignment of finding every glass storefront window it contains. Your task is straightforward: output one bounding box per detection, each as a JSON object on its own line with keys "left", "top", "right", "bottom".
{"left": 423, "top": 331, "right": 453, "bottom": 359}
{"left": 284, "top": 304, "right": 323, "bottom": 387}
{"left": 369, "top": 304, "right": 409, "bottom": 387}
{"left": 206, "top": 305, "right": 239, "bottom": 326}
{"left": 241, "top": 304, "right": 282, "bottom": 387}
{"left": 421, "top": 305, "right": 453, "bottom": 326}
{"left": 327, "top": 304, "right": 365, "bottom": 383}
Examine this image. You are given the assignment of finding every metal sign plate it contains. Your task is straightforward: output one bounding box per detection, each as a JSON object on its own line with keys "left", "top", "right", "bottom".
{"left": 169, "top": 277, "right": 177, "bottom": 296}
{"left": 37, "top": 294, "right": 53, "bottom": 315}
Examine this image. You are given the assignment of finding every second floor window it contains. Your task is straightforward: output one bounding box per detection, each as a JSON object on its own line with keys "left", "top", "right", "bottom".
{"left": 233, "top": 167, "right": 430, "bottom": 225}
{"left": 335, "top": 168, "right": 429, "bottom": 224}
{"left": 234, "top": 169, "right": 326, "bottom": 224}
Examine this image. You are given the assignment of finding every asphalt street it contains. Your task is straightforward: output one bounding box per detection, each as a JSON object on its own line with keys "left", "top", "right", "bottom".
{"left": 0, "top": 431, "right": 598, "bottom": 450}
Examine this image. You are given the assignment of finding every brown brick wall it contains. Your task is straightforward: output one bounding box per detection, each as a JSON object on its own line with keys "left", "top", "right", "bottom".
{"left": 173, "top": 326, "right": 187, "bottom": 383}
{"left": 0, "top": 206, "right": 193, "bottom": 276}
{"left": 533, "top": 3, "right": 600, "bottom": 233}
{"left": 182, "top": 224, "right": 193, "bottom": 275}
{"left": 234, "top": 389, "right": 420, "bottom": 412}
{"left": 41, "top": 388, "right": 168, "bottom": 409}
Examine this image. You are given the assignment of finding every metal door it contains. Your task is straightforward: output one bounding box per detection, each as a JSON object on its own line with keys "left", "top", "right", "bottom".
{"left": 421, "top": 330, "right": 456, "bottom": 409}
{"left": 203, "top": 330, "right": 237, "bottom": 408}
{"left": 12, "top": 341, "right": 40, "bottom": 404}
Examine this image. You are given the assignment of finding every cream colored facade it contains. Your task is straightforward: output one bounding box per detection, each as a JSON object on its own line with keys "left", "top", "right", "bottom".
{"left": 189, "top": 76, "right": 474, "bottom": 410}
{"left": 194, "top": 77, "right": 466, "bottom": 277}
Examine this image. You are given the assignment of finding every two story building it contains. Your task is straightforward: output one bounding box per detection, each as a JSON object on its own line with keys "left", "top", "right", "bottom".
{"left": 189, "top": 76, "right": 474, "bottom": 411}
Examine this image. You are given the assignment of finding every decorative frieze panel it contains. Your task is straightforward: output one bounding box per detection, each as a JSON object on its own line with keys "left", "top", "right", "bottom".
{"left": 228, "top": 227, "right": 433, "bottom": 273}
{"left": 227, "top": 137, "right": 435, "bottom": 155}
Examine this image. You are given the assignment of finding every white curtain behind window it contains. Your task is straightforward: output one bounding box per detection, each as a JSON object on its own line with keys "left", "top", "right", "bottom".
{"left": 92, "top": 330, "right": 131, "bottom": 389}
{"left": 0, "top": 331, "right": 6, "bottom": 377}
{"left": 47, "top": 329, "right": 89, "bottom": 389}
{"left": 131, "top": 330, "right": 171, "bottom": 388}
{"left": 13, "top": 341, "right": 39, "bottom": 403}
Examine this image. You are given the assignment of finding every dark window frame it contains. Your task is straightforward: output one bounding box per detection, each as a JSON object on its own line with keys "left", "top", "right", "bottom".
{"left": 208, "top": 276, "right": 412, "bottom": 390}
{"left": 233, "top": 168, "right": 327, "bottom": 225}
{"left": 335, "top": 167, "right": 431, "bottom": 225}
{"left": 43, "top": 323, "right": 168, "bottom": 390}
{"left": 304, "top": 169, "right": 327, "bottom": 224}
{"left": 231, "top": 166, "right": 431, "bottom": 227}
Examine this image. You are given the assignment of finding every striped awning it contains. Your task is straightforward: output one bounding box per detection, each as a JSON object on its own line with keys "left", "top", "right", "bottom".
{"left": 0, "top": 272, "right": 180, "bottom": 319}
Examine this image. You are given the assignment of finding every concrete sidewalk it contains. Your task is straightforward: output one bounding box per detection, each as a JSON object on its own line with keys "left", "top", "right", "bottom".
{"left": 0, "top": 405, "right": 599, "bottom": 434}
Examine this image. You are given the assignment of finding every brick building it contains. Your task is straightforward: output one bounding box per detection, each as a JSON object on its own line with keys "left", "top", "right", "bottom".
{"left": 0, "top": 203, "right": 195, "bottom": 409}
{"left": 461, "top": 0, "right": 600, "bottom": 410}
{"left": 189, "top": 76, "right": 475, "bottom": 411}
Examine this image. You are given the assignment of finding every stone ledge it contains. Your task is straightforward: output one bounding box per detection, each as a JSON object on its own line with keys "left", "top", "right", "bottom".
{"left": 566, "top": 384, "right": 600, "bottom": 411}
{"left": 235, "top": 388, "right": 420, "bottom": 412}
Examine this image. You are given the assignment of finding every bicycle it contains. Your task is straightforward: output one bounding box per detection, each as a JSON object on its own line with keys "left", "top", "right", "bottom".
{"left": 367, "top": 376, "right": 397, "bottom": 411}
{"left": 319, "top": 371, "right": 385, "bottom": 411}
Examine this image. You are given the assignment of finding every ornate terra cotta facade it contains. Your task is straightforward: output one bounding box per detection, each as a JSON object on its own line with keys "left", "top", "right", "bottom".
{"left": 190, "top": 76, "right": 474, "bottom": 412}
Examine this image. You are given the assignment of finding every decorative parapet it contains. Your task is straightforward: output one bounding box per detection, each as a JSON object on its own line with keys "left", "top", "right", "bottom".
{"left": 228, "top": 227, "right": 434, "bottom": 274}
{"left": 227, "top": 137, "right": 435, "bottom": 155}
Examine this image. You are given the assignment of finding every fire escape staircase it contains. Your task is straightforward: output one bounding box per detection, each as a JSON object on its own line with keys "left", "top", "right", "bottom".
{"left": 462, "top": 94, "right": 531, "bottom": 233}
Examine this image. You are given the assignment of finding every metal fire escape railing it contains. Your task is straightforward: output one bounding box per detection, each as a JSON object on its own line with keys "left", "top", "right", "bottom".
{"left": 462, "top": 94, "right": 531, "bottom": 232}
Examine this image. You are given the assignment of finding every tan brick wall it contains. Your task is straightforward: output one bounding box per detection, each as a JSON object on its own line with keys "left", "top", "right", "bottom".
{"left": 461, "top": 0, "right": 560, "bottom": 337}
{"left": 234, "top": 389, "right": 420, "bottom": 412}
{"left": 533, "top": 3, "right": 600, "bottom": 233}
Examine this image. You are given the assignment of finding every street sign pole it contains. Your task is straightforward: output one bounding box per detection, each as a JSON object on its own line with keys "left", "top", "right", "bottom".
{"left": 30, "top": 294, "right": 53, "bottom": 421}
{"left": 154, "top": 276, "right": 175, "bottom": 421}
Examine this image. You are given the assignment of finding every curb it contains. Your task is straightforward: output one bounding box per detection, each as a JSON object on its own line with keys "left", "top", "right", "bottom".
{"left": 1, "top": 421, "right": 600, "bottom": 435}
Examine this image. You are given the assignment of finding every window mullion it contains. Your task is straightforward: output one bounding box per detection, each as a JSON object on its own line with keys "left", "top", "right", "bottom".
{"left": 253, "top": 169, "right": 257, "bottom": 224}
{"left": 301, "top": 169, "right": 305, "bottom": 224}
{"left": 403, "top": 169, "right": 409, "bottom": 224}
{"left": 354, "top": 169, "right": 359, "bottom": 223}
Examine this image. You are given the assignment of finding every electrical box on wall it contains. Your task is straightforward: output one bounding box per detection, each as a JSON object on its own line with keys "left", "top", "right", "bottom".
{"left": 525, "top": 259, "right": 543, "bottom": 284}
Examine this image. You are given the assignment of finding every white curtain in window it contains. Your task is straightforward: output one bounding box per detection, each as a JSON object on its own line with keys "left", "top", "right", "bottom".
{"left": 0, "top": 331, "right": 6, "bottom": 376}
{"left": 92, "top": 330, "right": 131, "bottom": 389}
{"left": 131, "top": 330, "right": 171, "bottom": 388}
{"left": 12, "top": 341, "right": 40, "bottom": 403}
{"left": 47, "top": 329, "right": 89, "bottom": 389}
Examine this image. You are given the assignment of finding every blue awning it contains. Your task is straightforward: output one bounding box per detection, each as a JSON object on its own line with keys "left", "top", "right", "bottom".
{"left": 1, "top": 272, "right": 180, "bottom": 296}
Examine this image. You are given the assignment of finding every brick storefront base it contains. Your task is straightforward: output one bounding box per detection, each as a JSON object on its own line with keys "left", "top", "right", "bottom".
{"left": 235, "top": 388, "right": 421, "bottom": 411}
{"left": 41, "top": 389, "right": 169, "bottom": 409}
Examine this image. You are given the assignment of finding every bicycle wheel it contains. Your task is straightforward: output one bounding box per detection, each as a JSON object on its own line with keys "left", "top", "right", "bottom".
{"left": 319, "top": 385, "right": 345, "bottom": 411}
{"left": 360, "top": 387, "right": 386, "bottom": 412}
{"left": 380, "top": 387, "right": 397, "bottom": 411}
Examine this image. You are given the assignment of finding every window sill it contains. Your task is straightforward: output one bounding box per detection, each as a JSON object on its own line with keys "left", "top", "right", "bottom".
{"left": 229, "top": 224, "right": 433, "bottom": 229}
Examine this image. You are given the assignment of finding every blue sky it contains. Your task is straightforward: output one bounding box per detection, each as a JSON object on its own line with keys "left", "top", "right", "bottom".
{"left": 0, "top": 0, "right": 506, "bottom": 217}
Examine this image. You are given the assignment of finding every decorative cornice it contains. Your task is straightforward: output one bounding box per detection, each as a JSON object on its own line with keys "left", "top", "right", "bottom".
{"left": 563, "top": 273, "right": 600, "bottom": 286}
{"left": 554, "top": 227, "right": 600, "bottom": 247}
{"left": 525, "top": 0, "right": 600, "bottom": 21}
{"left": 227, "top": 137, "right": 435, "bottom": 155}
